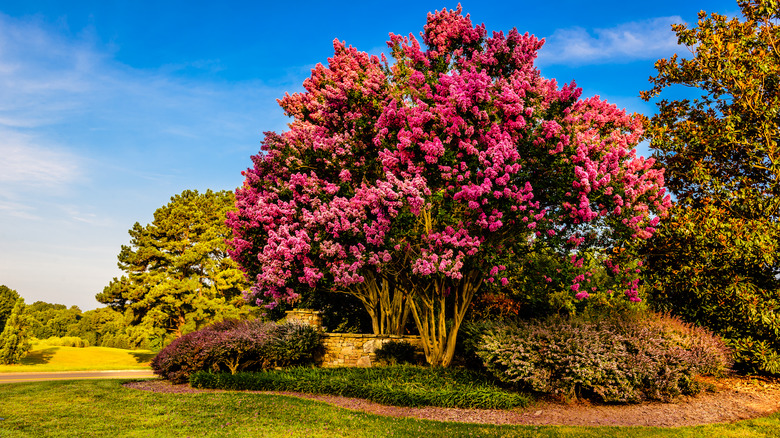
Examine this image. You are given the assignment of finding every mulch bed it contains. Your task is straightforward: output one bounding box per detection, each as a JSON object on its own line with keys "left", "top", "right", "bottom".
{"left": 124, "top": 375, "right": 780, "bottom": 427}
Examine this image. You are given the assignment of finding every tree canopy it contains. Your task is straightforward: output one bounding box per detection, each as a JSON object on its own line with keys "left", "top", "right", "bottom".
{"left": 228, "top": 6, "right": 671, "bottom": 366}
{"left": 641, "top": 0, "right": 780, "bottom": 374}
{"left": 97, "top": 189, "right": 254, "bottom": 349}
{"left": 25, "top": 301, "right": 81, "bottom": 340}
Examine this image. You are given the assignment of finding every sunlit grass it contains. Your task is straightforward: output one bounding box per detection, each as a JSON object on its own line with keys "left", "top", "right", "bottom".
{"left": 0, "top": 345, "right": 153, "bottom": 373}
{"left": 0, "top": 379, "right": 779, "bottom": 437}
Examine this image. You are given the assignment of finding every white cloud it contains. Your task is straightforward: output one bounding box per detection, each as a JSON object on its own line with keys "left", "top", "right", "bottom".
{"left": 538, "top": 16, "right": 685, "bottom": 65}
{"left": 0, "top": 131, "right": 81, "bottom": 187}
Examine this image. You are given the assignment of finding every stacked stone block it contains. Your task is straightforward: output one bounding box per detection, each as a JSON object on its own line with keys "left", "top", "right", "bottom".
{"left": 285, "top": 309, "right": 422, "bottom": 367}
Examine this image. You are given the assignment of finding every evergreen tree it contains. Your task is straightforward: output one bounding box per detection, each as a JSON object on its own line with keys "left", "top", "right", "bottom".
{"left": 97, "top": 189, "right": 255, "bottom": 349}
{"left": 0, "top": 285, "right": 20, "bottom": 333}
{"left": 0, "top": 298, "right": 31, "bottom": 365}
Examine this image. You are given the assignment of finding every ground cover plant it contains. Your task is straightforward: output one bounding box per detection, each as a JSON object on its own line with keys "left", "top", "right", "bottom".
{"left": 191, "top": 365, "right": 530, "bottom": 409}
{"left": 0, "top": 344, "right": 153, "bottom": 372}
{"left": 228, "top": 5, "right": 671, "bottom": 367}
{"left": 472, "top": 310, "right": 732, "bottom": 403}
{"left": 151, "top": 318, "right": 322, "bottom": 383}
{"left": 3, "top": 379, "right": 780, "bottom": 437}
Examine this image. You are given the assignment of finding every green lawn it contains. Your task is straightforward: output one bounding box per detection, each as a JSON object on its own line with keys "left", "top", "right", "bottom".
{"left": 0, "top": 379, "right": 779, "bottom": 437}
{"left": 0, "top": 345, "right": 153, "bottom": 373}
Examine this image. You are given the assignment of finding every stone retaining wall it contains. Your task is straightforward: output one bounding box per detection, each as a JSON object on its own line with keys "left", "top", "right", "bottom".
{"left": 320, "top": 333, "right": 422, "bottom": 367}
{"left": 286, "top": 309, "right": 422, "bottom": 367}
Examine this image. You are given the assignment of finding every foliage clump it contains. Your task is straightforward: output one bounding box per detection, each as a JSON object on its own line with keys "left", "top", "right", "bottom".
{"left": 374, "top": 340, "right": 420, "bottom": 365}
{"left": 190, "top": 365, "right": 530, "bottom": 409}
{"left": 640, "top": 0, "right": 780, "bottom": 375}
{"left": 151, "top": 319, "right": 322, "bottom": 383}
{"left": 472, "top": 311, "right": 731, "bottom": 403}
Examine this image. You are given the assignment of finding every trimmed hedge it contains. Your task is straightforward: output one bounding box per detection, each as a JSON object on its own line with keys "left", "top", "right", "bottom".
{"left": 190, "top": 365, "right": 531, "bottom": 409}
{"left": 35, "top": 336, "right": 90, "bottom": 348}
{"left": 473, "top": 310, "right": 732, "bottom": 403}
{"left": 151, "top": 319, "right": 322, "bottom": 383}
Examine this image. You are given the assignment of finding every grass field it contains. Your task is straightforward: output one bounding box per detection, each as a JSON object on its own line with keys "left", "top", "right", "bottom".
{"left": 2, "top": 346, "right": 779, "bottom": 437}
{"left": 1, "top": 379, "right": 779, "bottom": 437}
{"left": 0, "top": 344, "right": 154, "bottom": 373}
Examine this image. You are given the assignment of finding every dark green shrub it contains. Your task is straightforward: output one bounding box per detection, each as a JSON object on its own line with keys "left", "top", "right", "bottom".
{"left": 265, "top": 322, "right": 324, "bottom": 367}
{"left": 191, "top": 365, "right": 531, "bottom": 409}
{"left": 374, "top": 340, "right": 418, "bottom": 365}
{"left": 473, "top": 310, "right": 731, "bottom": 403}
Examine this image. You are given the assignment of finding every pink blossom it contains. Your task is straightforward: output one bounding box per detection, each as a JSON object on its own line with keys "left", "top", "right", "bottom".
{"left": 227, "top": 6, "right": 670, "bottom": 311}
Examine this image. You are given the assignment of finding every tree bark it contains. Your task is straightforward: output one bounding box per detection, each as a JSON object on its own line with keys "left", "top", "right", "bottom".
{"left": 409, "top": 270, "right": 483, "bottom": 366}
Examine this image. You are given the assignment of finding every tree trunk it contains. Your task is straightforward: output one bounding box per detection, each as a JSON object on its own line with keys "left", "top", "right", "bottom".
{"left": 408, "top": 270, "right": 482, "bottom": 366}
{"left": 349, "top": 271, "right": 410, "bottom": 335}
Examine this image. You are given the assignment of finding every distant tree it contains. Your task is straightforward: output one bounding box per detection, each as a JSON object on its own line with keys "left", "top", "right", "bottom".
{"left": 228, "top": 7, "right": 671, "bottom": 366}
{"left": 69, "top": 307, "right": 132, "bottom": 349}
{"left": 0, "top": 298, "right": 31, "bottom": 364}
{"left": 0, "top": 285, "right": 20, "bottom": 333}
{"left": 97, "top": 189, "right": 255, "bottom": 349}
{"left": 641, "top": 0, "right": 780, "bottom": 373}
{"left": 26, "top": 302, "right": 82, "bottom": 339}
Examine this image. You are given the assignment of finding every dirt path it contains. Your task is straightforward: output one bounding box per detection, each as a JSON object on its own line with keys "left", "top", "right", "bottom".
{"left": 125, "top": 375, "right": 780, "bottom": 427}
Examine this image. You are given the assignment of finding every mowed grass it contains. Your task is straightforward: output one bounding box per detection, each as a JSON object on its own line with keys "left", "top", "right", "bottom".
{"left": 1, "top": 379, "right": 780, "bottom": 438}
{"left": 0, "top": 344, "right": 154, "bottom": 373}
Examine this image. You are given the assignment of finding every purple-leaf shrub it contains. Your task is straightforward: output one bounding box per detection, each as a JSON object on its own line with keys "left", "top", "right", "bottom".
{"left": 227, "top": 6, "right": 671, "bottom": 366}
{"left": 474, "top": 311, "right": 732, "bottom": 403}
{"left": 151, "top": 328, "right": 216, "bottom": 384}
{"left": 151, "top": 319, "right": 322, "bottom": 383}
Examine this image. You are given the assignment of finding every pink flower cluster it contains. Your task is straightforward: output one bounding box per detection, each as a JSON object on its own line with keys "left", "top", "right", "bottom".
{"left": 227, "top": 6, "right": 671, "bottom": 306}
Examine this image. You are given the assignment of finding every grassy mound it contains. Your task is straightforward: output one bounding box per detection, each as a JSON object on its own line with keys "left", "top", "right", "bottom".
{"left": 0, "top": 344, "right": 154, "bottom": 373}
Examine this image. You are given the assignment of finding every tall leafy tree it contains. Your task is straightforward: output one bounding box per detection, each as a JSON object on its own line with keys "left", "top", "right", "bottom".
{"left": 0, "top": 297, "right": 31, "bottom": 364}
{"left": 229, "top": 7, "right": 670, "bottom": 366}
{"left": 26, "top": 302, "right": 82, "bottom": 339}
{"left": 69, "top": 307, "right": 133, "bottom": 349}
{"left": 0, "top": 285, "right": 20, "bottom": 333}
{"left": 97, "top": 189, "right": 254, "bottom": 349}
{"left": 641, "top": 0, "right": 780, "bottom": 373}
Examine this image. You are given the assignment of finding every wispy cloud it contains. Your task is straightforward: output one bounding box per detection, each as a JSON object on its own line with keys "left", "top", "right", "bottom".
{"left": 0, "top": 12, "right": 292, "bottom": 200}
{"left": 0, "top": 130, "right": 81, "bottom": 187}
{"left": 538, "top": 16, "right": 685, "bottom": 65}
{"left": 0, "top": 198, "right": 39, "bottom": 221}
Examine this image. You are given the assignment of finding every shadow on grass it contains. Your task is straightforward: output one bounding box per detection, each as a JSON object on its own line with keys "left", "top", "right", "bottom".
{"left": 21, "top": 347, "right": 58, "bottom": 365}
{"left": 130, "top": 351, "right": 156, "bottom": 364}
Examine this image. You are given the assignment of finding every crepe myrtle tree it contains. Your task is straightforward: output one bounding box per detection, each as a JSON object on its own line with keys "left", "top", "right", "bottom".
{"left": 228, "top": 6, "right": 671, "bottom": 366}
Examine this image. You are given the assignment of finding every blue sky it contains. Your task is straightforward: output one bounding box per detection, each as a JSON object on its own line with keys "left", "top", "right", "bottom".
{"left": 0, "top": 0, "right": 736, "bottom": 310}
